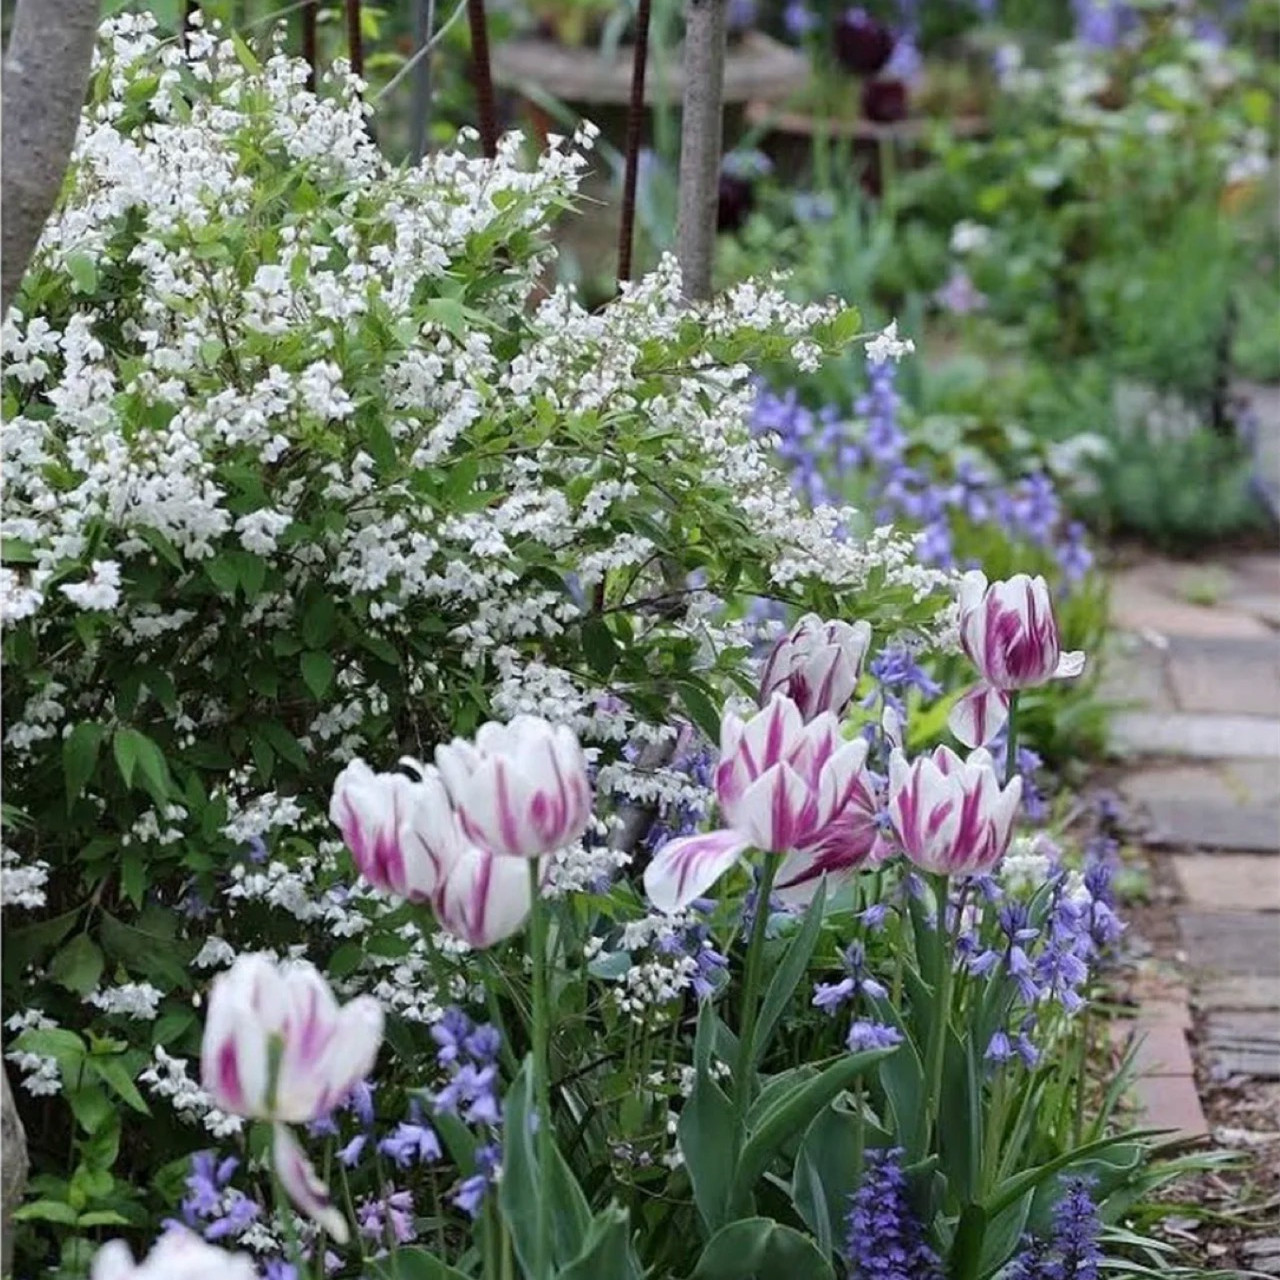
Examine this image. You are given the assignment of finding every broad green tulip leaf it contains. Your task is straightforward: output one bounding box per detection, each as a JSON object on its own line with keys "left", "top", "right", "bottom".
{"left": 368, "top": 1248, "right": 471, "bottom": 1279}
{"left": 688, "top": 1217, "right": 835, "bottom": 1280}
{"left": 733, "top": 1048, "right": 895, "bottom": 1203}
{"left": 978, "top": 1190, "right": 1035, "bottom": 1278}
{"left": 558, "top": 1204, "right": 644, "bottom": 1280}
{"left": 790, "top": 1102, "right": 864, "bottom": 1258}
{"left": 499, "top": 1057, "right": 592, "bottom": 1276}
{"left": 752, "top": 879, "right": 827, "bottom": 1067}
{"left": 680, "top": 1008, "right": 743, "bottom": 1233}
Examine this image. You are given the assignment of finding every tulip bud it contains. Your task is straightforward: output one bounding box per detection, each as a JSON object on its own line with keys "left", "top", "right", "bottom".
{"left": 201, "top": 954, "right": 383, "bottom": 1124}
{"left": 435, "top": 715, "right": 592, "bottom": 859}
{"left": 91, "top": 1231, "right": 258, "bottom": 1280}
{"left": 399, "top": 771, "right": 543, "bottom": 948}
{"left": 759, "top": 614, "right": 872, "bottom": 722}
{"left": 834, "top": 7, "right": 895, "bottom": 75}
{"left": 330, "top": 760, "right": 439, "bottom": 901}
{"left": 887, "top": 745, "right": 1022, "bottom": 877}
{"left": 949, "top": 570, "right": 1086, "bottom": 748}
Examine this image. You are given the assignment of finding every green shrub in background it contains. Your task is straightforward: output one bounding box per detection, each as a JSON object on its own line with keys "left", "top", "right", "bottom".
{"left": 1, "top": 18, "right": 951, "bottom": 1270}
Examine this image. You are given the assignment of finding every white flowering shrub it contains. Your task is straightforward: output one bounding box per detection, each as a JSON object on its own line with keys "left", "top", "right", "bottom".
{"left": 1, "top": 14, "right": 951, "bottom": 1253}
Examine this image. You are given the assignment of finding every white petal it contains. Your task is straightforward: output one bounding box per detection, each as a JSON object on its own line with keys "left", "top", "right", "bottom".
{"left": 644, "top": 830, "right": 749, "bottom": 913}
{"left": 1054, "top": 650, "right": 1086, "bottom": 679}
{"left": 272, "top": 1123, "right": 350, "bottom": 1243}
{"left": 947, "top": 684, "right": 1010, "bottom": 749}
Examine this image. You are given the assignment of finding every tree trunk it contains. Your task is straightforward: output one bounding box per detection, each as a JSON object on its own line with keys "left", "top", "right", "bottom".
{"left": 673, "top": 0, "right": 728, "bottom": 302}
{"left": 1, "top": 0, "right": 101, "bottom": 313}
{"left": 1, "top": 1071, "right": 28, "bottom": 1276}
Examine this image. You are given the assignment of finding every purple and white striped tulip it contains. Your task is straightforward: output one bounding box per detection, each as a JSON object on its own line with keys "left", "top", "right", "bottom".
{"left": 645, "top": 695, "right": 883, "bottom": 913}
{"left": 948, "top": 571, "right": 1085, "bottom": 748}
{"left": 759, "top": 614, "right": 872, "bottom": 722}
{"left": 273, "top": 1121, "right": 350, "bottom": 1241}
{"left": 91, "top": 1231, "right": 258, "bottom": 1280}
{"left": 329, "top": 760, "right": 439, "bottom": 902}
{"left": 436, "top": 715, "right": 592, "bottom": 859}
{"left": 887, "top": 745, "right": 1022, "bottom": 877}
{"left": 399, "top": 769, "right": 543, "bottom": 948}
{"left": 200, "top": 954, "right": 383, "bottom": 1125}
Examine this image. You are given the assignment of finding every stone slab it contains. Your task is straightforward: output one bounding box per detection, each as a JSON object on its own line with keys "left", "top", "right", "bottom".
{"left": 1147, "top": 804, "right": 1279, "bottom": 852}
{"left": 1098, "top": 644, "right": 1175, "bottom": 713}
{"left": 1132, "top": 1071, "right": 1210, "bottom": 1142}
{"left": 1231, "top": 593, "right": 1280, "bottom": 631}
{"left": 1121, "top": 761, "right": 1280, "bottom": 810}
{"left": 1124, "top": 1020, "right": 1199, "bottom": 1078}
{"left": 1110, "top": 712, "right": 1280, "bottom": 760}
{"left": 1178, "top": 911, "right": 1280, "bottom": 976}
{"left": 1197, "top": 976, "right": 1280, "bottom": 1011}
{"left": 1204, "top": 1010, "right": 1280, "bottom": 1078}
{"left": 1174, "top": 856, "right": 1280, "bottom": 910}
{"left": 1165, "top": 635, "right": 1280, "bottom": 717}
{"left": 1110, "top": 576, "right": 1272, "bottom": 640}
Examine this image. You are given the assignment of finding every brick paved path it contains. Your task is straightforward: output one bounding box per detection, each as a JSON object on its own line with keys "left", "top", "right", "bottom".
{"left": 1104, "top": 553, "right": 1280, "bottom": 1142}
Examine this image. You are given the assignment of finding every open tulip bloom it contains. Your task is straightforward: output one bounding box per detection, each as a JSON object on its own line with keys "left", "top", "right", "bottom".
{"left": 948, "top": 571, "right": 1086, "bottom": 748}
{"left": 644, "top": 694, "right": 885, "bottom": 913}
{"left": 332, "top": 757, "right": 548, "bottom": 948}
{"left": 435, "top": 715, "right": 593, "bottom": 858}
{"left": 201, "top": 954, "right": 384, "bottom": 1242}
{"left": 887, "top": 745, "right": 1022, "bottom": 877}
{"left": 759, "top": 614, "right": 873, "bottom": 722}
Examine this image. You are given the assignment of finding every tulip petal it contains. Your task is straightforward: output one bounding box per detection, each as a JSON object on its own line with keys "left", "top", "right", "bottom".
{"left": 948, "top": 684, "right": 1010, "bottom": 749}
{"left": 435, "top": 845, "right": 535, "bottom": 948}
{"left": 1054, "top": 650, "right": 1086, "bottom": 679}
{"left": 644, "top": 829, "right": 749, "bottom": 913}
{"left": 272, "top": 1123, "right": 350, "bottom": 1243}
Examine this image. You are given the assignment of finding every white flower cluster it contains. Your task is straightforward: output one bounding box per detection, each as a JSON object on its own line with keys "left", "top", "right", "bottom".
{"left": 86, "top": 981, "right": 165, "bottom": 1020}
{"left": 138, "top": 1046, "right": 244, "bottom": 1137}
{"left": 1, "top": 844, "right": 50, "bottom": 909}
{"left": 5, "top": 1010, "right": 62, "bottom": 1096}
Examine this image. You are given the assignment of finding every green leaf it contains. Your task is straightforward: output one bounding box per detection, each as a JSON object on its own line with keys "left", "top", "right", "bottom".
{"left": 498, "top": 1057, "right": 592, "bottom": 1276}
{"left": 581, "top": 616, "right": 619, "bottom": 678}
{"left": 113, "top": 727, "right": 141, "bottom": 788}
{"left": 76, "top": 1210, "right": 133, "bottom": 1228}
{"left": 791, "top": 1103, "right": 864, "bottom": 1259}
{"left": 63, "top": 722, "right": 106, "bottom": 806}
{"left": 300, "top": 650, "right": 335, "bottom": 699}
{"left": 49, "top": 934, "right": 104, "bottom": 997}
{"left": 90, "top": 1056, "right": 150, "bottom": 1114}
{"left": 112, "top": 727, "right": 171, "bottom": 802}
{"left": 679, "top": 1002, "right": 743, "bottom": 1233}
{"left": 559, "top": 1204, "right": 645, "bottom": 1280}
{"left": 66, "top": 1083, "right": 115, "bottom": 1135}
{"left": 674, "top": 679, "right": 723, "bottom": 744}
{"left": 734, "top": 1048, "right": 895, "bottom": 1204}
{"left": 204, "top": 554, "right": 240, "bottom": 596}
{"left": 753, "top": 878, "right": 826, "bottom": 1065}
{"left": 301, "top": 593, "right": 337, "bottom": 648}
{"left": 688, "top": 1217, "right": 835, "bottom": 1280}
{"left": 14, "top": 1199, "right": 80, "bottom": 1226}
{"left": 120, "top": 847, "right": 146, "bottom": 910}
{"left": 367, "top": 1251, "right": 470, "bottom": 1280}
{"left": 66, "top": 252, "right": 98, "bottom": 295}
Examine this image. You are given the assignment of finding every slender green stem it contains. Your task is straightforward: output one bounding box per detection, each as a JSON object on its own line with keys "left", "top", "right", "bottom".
{"left": 735, "top": 854, "right": 779, "bottom": 1118}
{"left": 268, "top": 1136, "right": 306, "bottom": 1271}
{"left": 527, "top": 858, "right": 553, "bottom": 1280}
{"left": 924, "top": 874, "right": 952, "bottom": 1141}
{"left": 337, "top": 1160, "right": 367, "bottom": 1270}
{"left": 1004, "top": 691, "right": 1020, "bottom": 786}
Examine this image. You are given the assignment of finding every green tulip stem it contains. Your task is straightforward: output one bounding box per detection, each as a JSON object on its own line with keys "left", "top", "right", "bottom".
{"left": 925, "top": 873, "right": 952, "bottom": 1141}
{"left": 736, "top": 852, "right": 780, "bottom": 1119}
{"left": 527, "top": 858, "right": 553, "bottom": 1280}
{"left": 1005, "top": 691, "right": 1020, "bottom": 789}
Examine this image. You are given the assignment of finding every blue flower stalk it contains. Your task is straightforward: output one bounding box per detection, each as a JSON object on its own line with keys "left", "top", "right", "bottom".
{"left": 844, "top": 1147, "right": 942, "bottom": 1280}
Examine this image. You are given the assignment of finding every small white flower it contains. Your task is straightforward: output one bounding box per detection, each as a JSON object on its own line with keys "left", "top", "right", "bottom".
{"left": 59, "top": 560, "right": 122, "bottom": 611}
{"left": 865, "top": 320, "right": 915, "bottom": 365}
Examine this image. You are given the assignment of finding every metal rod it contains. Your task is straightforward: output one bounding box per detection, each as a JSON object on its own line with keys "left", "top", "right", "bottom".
{"left": 616, "top": 0, "right": 653, "bottom": 285}
{"left": 466, "top": 0, "right": 499, "bottom": 159}
{"left": 345, "top": 0, "right": 364, "bottom": 80}
{"left": 302, "top": 0, "right": 318, "bottom": 91}
{"left": 410, "top": 0, "right": 436, "bottom": 162}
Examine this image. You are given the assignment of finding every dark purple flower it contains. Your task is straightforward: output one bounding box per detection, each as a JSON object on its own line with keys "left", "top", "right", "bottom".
{"left": 862, "top": 78, "right": 910, "bottom": 123}
{"left": 835, "top": 8, "right": 896, "bottom": 75}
